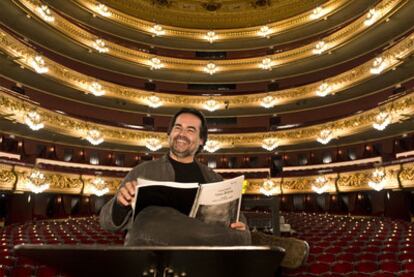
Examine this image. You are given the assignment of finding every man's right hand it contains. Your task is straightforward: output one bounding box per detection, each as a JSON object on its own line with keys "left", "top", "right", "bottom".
{"left": 116, "top": 181, "right": 137, "bottom": 207}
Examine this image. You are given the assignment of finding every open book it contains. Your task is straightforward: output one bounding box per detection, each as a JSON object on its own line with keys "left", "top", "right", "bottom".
{"left": 131, "top": 175, "right": 244, "bottom": 226}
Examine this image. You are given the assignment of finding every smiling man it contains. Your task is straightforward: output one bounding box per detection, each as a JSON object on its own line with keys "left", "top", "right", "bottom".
{"left": 100, "top": 108, "right": 251, "bottom": 246}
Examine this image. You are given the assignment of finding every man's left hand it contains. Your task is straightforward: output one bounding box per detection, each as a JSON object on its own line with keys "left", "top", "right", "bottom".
{"left": 230, "top": 222, "right": 246, "bottom": 231}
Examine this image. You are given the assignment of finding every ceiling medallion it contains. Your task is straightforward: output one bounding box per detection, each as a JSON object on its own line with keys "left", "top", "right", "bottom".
{"left": 203, "top": 99, "right": 220, "bottom": 112}
{"left": 96, "top": 3, "right": 112, "bottom": 17}
{"left": 24, "top": 111, "right": 44, "bottom": 131}
{"left": 204, "top": 140, "right": 220, "bottom": 153}
{"left": 261, "top": 138, "right": 279, "bottom": 151}
{"left": 88, "top": 82, "right": 105, "bottom": 96}
{"left": 36, "top": 5, "right": 55, "bottom": 22}
{"left": 372, "top": 112, "right": 391, "bottom": 131}
{"left": 29, "top": 55, "right": 49, "bottom": 74}
{"left": 203, "top": 63, "right": 218, "bottom": 75}
{"left": 312, "top": 176, "right": 329, "bottom": 194}
{"left": 93, "top": 39, "right": 109, "bottom": 53}
{"left": 260, "top": 95, "right": 277, "bottom": 108}
{"left": 86, "top": 129, "right": 104, "bottom": 145}
{"left": 317, "top": 129, "right": 333, "bottom": 145}
{"left": 147, "top": 95, "right": 163, "bottom": 108}
{"left": 145, "top": 138, "right": 163, "bottom": 151}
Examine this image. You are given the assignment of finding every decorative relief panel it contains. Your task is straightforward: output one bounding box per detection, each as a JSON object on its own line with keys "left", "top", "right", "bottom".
{"left": 81, "top": 175, "right": 122, "bottom": 195}
{"left": 400, "top": 162, "right": 414, "bottom": 188}
{"left": 0, "top": 164, "right": 16, "bottom": 190}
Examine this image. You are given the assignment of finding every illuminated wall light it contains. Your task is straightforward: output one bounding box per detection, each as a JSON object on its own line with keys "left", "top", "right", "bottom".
{"left": 145, "top": 138, "right": 162, "bottom": 151}
{"left": 88, "top": 82, "right": 105, "bottom": 96}
{"left": 90, "top": 177, "right": 109, "bottom": 196}
{"left": 260, "top": 95, "right": 277, "bottom": 108}
{"left": 205, "top": 31, "right": 218, "bottom": 43}
{"left": 364, "top": 8, "right": 379, "bottom": 26}
{"left": 149, "top": 57, "right": 164, "bottom": 70}
{"left": 261, "top": 138, "right": 279, "bottom": 151}
{"left": 258, "top": 26, "right": 272, "bottom": 38}
{"left": 35, "top": 5, "right": 55, "bottom": 22}
{"left": 147, "top": 95, "right": 163, "bottom": 108}
{"left": 368, "top": 168, "right": 385, "bottom": 191}
{"left": 203, "top": 99, "right": 220, "bottom": 112}
{"left": 92, "top": 39, "right": 109, "bottom": 53}
{"left": 96, "top": 3, "right": 112, "bottom": 17}
{"left": 370, "top": 57, "right": 388, "bottom": 74}
{"left": 86, "top": 129, "right": 104, "bottom": 145}
{"left": 312, "top": 175, "right": 329, "bottom": 194}
{"left": 313, "top": 40, "right": 327, "bottom": 55}
{"left": 260, "top": 179, "right": 279, "bottom": 196}
{"left": 24, "top": 111, "right": 44, "bottom": 131}
{"left": 203, "top": 62, "right": 217, "bottom": 75}
{"left": 150, "top": 24, "right": 165, "bottom": 36}
{"left": 27, "top": 169, "right": 49, "bottom": 194}
{"left": 373, "top": 112, "right": 391, "bottom": 131}
{"left": 310, "top": 6, "right": 324, "bottom": 19}
{"left": 203, "top": 140, "right": 220, "bottom": 153}
{"left": 259, "top": 58, "right": 273, "bottom": 70}
{"left": 29, "top": 55, "right": 48, "bottom": 74}
{"left": 315, "top": 82, "right": 332, "bottom": 97}
{"left": 317, "top": 129, "right": 333, "bottom": 144}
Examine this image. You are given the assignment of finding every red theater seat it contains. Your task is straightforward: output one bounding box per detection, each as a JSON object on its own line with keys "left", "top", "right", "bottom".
{"left": 332, "top": 262, "right": 353, "bottom": 274}
{"left": 309, "top": 262, "right": 330, "bottom": 275}
{"left": 380, "top": 260, "right": 401, "bottom": 272}
{"left": 355, "top": 261, "right": 377, "bottom": 273}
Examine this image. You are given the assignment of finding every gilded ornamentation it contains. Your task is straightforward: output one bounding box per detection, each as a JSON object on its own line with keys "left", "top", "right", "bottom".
{"left": 0, "top": 164, "right": 16, "bottom": 190}
{"left": 400, "top": 162, "right": 414, "bottom": 188}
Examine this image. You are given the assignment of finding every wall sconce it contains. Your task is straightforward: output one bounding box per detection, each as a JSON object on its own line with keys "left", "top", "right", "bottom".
{"left": 88, "top": 82, "right": 105, "bottom": 96}
{"left": 317, "top": 129, "right": 333, "bottom": 144}
{"left": 90, "top": 177, "right": 109, "bottom": 197}
{"left": 260, "top": 178, "right": 280, "bottom": 196}
{"left": 259, "top": 58, "right": 273, "bottom": 70}
{"left": 312, "top": 175, "right": 329, "bottom": 194}
{"left": 260, "top": 95, "right": 277, "bottom": 108}
{"left": 368, "top": 168, "right": 386, "bottom": 191}
{"left": 27, "top": 169, "right": 49, "bottom": 194}
{"left": 24, "top": 111, "right": 44, "bottom": 131}
{"left": 86, "top": 129, "right": 104, "bottom": 145}
{"left": 145, "top": 138, "right": 162, "bottom": 151}
{"left": 204, "top": 140, "right": 220, "bottom": 153}
{"left": 93, "top": 39, "right": 109, "bottom": 53}
{"left": 149, "top": 57, "right": 164, "bottom": 70}
{"left": 372, "top": 112, "right": 391, "bottom": 131}
{"left": 29, "top": 55, "right": 49, "bottom": 74}
{"left": 203, "top": 99, "right": 220, "bottom": 112}
{"left": 150, "top": 24, "right": 165, "bottom": 36}
{"left": 96, "top": 3, "right": 112, "bottom": 17}
{"left": 315, "top": 82, "right": 332, "bottom": 97}
{"left": 203, "top": 62, "right": 218, "bottom": 75}
{"left": 147, "top": 95, "right": 163, "bottom": 108}
{"left": 261, "top": 138, "right": 279, "bottom": 151}
{"left": 36, "top": 5, "right": 55, "bottom": 22}
{"left": 258, "top": 26, "right": 272, "bottom": 38}
{"left": 313, "top": 40, "right": 327, "bottom": 55}
{"left": 364, "top": 8, "right": 379, "bottom": 26}
{"left": 205, "top": 31, "right": 217, "bottom": 43}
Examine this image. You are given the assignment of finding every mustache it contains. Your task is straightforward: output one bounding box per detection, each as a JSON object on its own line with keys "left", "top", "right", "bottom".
{"left": 173, "top": 135, "right": 190, "bottom": 144}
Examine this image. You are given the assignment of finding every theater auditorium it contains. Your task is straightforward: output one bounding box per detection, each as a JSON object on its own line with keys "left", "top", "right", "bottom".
{"left": 0, "top": 0, "right": 413, "bottom": 276}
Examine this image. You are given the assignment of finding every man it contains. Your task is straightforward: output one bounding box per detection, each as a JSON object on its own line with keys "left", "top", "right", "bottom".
{"left": 100, "top": 108, "right": 250, "bottom": 246}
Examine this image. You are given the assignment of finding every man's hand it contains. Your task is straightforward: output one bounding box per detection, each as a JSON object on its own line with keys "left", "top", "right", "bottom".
{"left": 116, "top": 181, "right": 137, "bottom": 207}
{"left": 230, "top": 222, "right": 246, "bottom": 231}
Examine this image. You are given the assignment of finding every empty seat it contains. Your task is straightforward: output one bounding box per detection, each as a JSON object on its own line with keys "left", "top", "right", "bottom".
{"left": 355, "top": 261, "right": 377, "bottom": 273}
{"left": 331, "top": 262, "right": 353, "bottom": 274}
{"left": 309, "top": 262, "right": 330, "bottom": 275}
{"left": 380, "top": 260, "right": 401, "bottom": 272}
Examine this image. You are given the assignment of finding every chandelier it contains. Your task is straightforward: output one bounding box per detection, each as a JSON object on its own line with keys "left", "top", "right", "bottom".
{"left": 261, "top": 138, "right": 279, "bottom": 151}
{"left": 36, "top": 5, "right": 55, "bottom": 22}
{"left": 315, "top": 82, "right": 332, "bottom": 97}
{"left": 147, "top": 95, "right": 162, "bottom": 108}
{"left": 204, "top": 140, "right": 220, "bottom": 153}
{"left": 258, "top": 26, "right": 272, "bottom": 38}
{"left": 145, "top": 138, "right": 162, "bottom": 151}
{"left": 310, "top": 6, "right": 324, "bottom": 19}
{"left": 203, "top": 99, "right": 220, "bottom": 112}
{"left": 260, "top": 95, "right": 277, "bottom": 108}
{"left": 150, "top": 24, "right": 165, "bottom": 36}
{"left": 88, "top": 82, "right": 105, "bottom": 96}
{"left": 96, "top": 3, "right": 112, "bottom": 17}
{"left": 313, "top": 40, "right": 327, "bottom": 55}
{"left": 370, "top": 57, "right": 387, "bottom": 74}
{"left": 205, "top": 31, "right": 218, "bottom": 43}
{"left": 149, "top": 57, "right": 164, "bottom": 70}
{"left": 93, "top": 39, "right": 109, "bottom": 53}
{"left": 312, "top": 175, "right": 329, "bottom": 194}
{"left": 203, "top": 63, "right": 217, "bottom": 75}
{"left": 372, "top": 112, "right": 391, "bottom": 131}
{"left": 317, "top": 129, "right": 333, "bottom": 144}
{"left": 260, "top": 179, "right": 280, "bottom": 196}
{"left": 364, "top": 9, "right": 379, "bottom": 26}
{"left": 86, "top": 129, "right": 104, "bottom": 145}
{"left": 24, "top": 111, "right": 44, "bottom": 131}
{"left": 368, "top": 168, "right": 386, "bottom": 191}
{"left": 27, "top": 169, "right": 49, "bottom": 194}
{"left": 259, "top": 58, "right": 273, "bottom": 70}
{"left": 29, "top": 55, "right": 49, "bottom": 74}
{"left": 90, "top": 177, "right": 109, "bottom": 197}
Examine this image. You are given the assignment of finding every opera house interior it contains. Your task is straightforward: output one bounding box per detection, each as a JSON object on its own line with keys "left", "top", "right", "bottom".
{"left": 0, "top": 0, "right": 414, "bottom": 276}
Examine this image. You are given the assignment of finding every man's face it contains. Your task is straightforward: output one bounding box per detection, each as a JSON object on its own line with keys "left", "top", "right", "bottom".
{"left": 169, "top": 113, "right": 203, "bottom": 160}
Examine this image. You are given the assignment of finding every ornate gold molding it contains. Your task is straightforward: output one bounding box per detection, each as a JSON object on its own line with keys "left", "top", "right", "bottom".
{"left": 400, "top": 162, "right": 414, "bottom": 188}
{"left": 16, "top": 0, "right": 403, "bottom": 72}
{"left": 1, "top": 88, "right": 413, "bottom": 149}
{"left": 0, "top": 164, "right": 17, "bottom": 190}
{"left": 0, "top": 23, "right": 413, "bottom": 112}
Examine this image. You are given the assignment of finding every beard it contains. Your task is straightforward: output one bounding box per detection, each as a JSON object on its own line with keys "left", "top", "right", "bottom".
{"left": 170, "top": 136, "right": 197, "bottom": 158}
